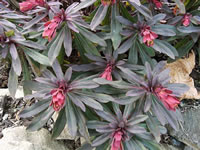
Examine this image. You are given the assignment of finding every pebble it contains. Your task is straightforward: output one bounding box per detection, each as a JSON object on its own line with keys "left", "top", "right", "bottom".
{"left": 3, "top": 114, "right": 8, "bottom": 121}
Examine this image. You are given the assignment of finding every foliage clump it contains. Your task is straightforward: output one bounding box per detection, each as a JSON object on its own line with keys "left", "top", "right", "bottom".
{"left": 1, "top": 0, "right": 200, "bottom": 149}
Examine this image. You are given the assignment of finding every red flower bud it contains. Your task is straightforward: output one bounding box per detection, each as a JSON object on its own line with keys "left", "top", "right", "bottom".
{"left": 50, "top": 88, "right": 65, "bottom": 111}
{"left": 141, "top": 26, "right": 158, "bottom": 47}
{"left": 152, "top": 0, "right": 162, "bottom": 9}
{"left": 42, "top": 15, "right": 63, "bottom": 41}
{"left": 182, "top": 14, "right": 191, "bottom": 27}
{"left": 155, "top": 87, "right": 180, "bottom": 111}
{"left": 100, "top": 64, "right": 113, "bottom": 81}
{"left": 111, "top": 131, "right": 123, "bottom": 150}
{"left": 19, "top": 0, "right": 45, "bottom": 12}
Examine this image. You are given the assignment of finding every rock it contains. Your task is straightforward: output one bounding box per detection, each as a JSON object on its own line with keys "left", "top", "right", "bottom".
{"left": 169, "top": 107, "right": 200, "bottom": 150}
{"left": 2, "top": 113, "right": 8, "bottom": 120}
{"left": 0, "top": 86, "right": 24, "bottom": 99}
{"left": 0, "top": 126, "right": 69, "bottom": 150}
{"left": 162, "top": 144, "right": 180, "bottom": 150}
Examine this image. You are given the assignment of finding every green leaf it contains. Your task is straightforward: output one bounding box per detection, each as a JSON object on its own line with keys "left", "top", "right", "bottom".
{"left": 111, "top": 4, "right": 122, "bottom": 50}
{"left": 66, "top": 99, "right": 77, "bottom": 137}
{"left": 151, "top": 24, "right": 176, "bottom": 36}
{"left": 130, "top": 2, "right": 152, "bottom": 19}
{"left": 177, "top": 40, "right": 194, "bottom": 58}
{"left": 78, "top": 26, "right": 107, "bottom": 47}
{"left": 136, "top": 41, "right": 154, "bottom": 66}
{"left": 78, "top": 95, "right": 103, "bottom": 111}
{"left": 92, "top": 133, "right": 110, "bottom": 147}
{"left": 75, "top": 107, "right": 90, "bottom": 142}
{"left": 177, "top": 25, "right": 200, "bottom": 33}
{"left": 90, "top": 4, "right": 109, "bottom": 30}
{"left": 128, "top": 115, "right": 148, "bottom": 126}
{"left": 8, "top": 66, "right": 18, "bottom": 98}
{"left": 71, "top": 0, "right": 96, "bottom": 13}
{"left": 21, "top": 54, "right": 32, "bottom": 95}
{"left": 18, "top": 40, "right": 46, "bottom": 50}
{"left": 27, "top": 107, "right": 54, "bottom": 131}
{"left": 24, "top": 13, "right": 47, "bottom": 30}
{"left": 119, "top": 2, "right": 136, "bottom": 22}
{"left": 52, "top": 108, "right": 67, "bottom": 139}
{"left": 128, "top": 40, "right": 138, "bottom": 64}
{"left": 23, "top": 47, "right": 50, "bottom": 66}
{"left": 146, "top": 113, "right": 161, "bottom": 142}
{"left": 74, "top": 32, "right": 100, "bottom": 56}
{"left": 19, "top": 99, "right": 50, "bottom": 118}
{"left": 48, "top": 28, "right": 65, "bottom": 64}
{"left": 152, "top": 40, "right": 178, "bottom": 59}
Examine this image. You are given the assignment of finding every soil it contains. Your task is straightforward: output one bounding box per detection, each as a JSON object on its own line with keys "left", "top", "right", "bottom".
{"left": 0, "top": 59, "right": 9, "bottom": 88}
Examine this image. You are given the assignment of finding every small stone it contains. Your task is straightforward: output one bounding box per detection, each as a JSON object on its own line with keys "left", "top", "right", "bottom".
{"left": 2, "top": 114, "right": 8, "bottom": 120}
{"left": 0, "top": 126, "right": 69, "bottom": 150}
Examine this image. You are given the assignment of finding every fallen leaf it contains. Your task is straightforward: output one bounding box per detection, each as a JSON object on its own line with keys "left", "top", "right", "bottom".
{"left": 166, "top": 51, "right": 200, "bottom": 99}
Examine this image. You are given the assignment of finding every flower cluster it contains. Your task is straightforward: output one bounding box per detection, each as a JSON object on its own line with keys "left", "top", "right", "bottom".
{"left": 155, "top": 86, "right": 180, "bottom": 111}
{"left": 141, "top": 26, "right": 158, "bottom": 47}
{"left": 43, "top": 13, "right": 64, "bottom": 41}
{"left": 50, "top": 81, "right": 67, "bottom": 111}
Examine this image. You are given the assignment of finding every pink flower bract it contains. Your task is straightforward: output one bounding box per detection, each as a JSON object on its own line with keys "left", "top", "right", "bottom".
{"left": 100, "top": 64, "right": 113, "bottom": 81}
{"left": 141, "top": 26, "right": 158, "bottom": 47}
{"left": 182, "top": 14, "right": 191, "bottom": 27}
{"left": 155, "top": 87, "right": 180, "bottom": 111}
{"left": 152, "top": 0, "right": 162, "bottom": 9}
{"left": 42, "top": 15, "right": 63, "bottom": 41}
{"left": 50, "top": 88, "right": 65, "bottom": 111}
{"left": 111, "top": 131, "right": 123, "bottom": 150}
{"left": 19, "top": 0, "right": 45, "bottom": 12}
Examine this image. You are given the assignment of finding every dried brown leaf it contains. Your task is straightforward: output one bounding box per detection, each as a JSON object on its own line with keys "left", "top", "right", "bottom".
{"left": 166, "top": 51, "right": 200, "bottom": 99}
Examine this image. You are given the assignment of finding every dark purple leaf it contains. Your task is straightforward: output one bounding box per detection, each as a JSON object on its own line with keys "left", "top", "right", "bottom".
{"left": 85, "top": 54, "right": 106, "bottom": 63}
{"left": 116, "top": 16, "right": 133, "bottom": 26}
{"left": 118, "top": 67, "right": 147, "bottom": 87}
{"left": 10, "top": 43, "right": 18, "bottom": 60}
{"left": 144, "top": 95, "right": 152, "bottom": 113}
{"left": 90, "top": 4, "right": 109, "bottom": 30}
{"left": 64, "top": 67, "right": 72, "bottom": 82}
{"left": 126, "top": 88, "right": 145, "bottom": 97}
{"left": 19, "top": 99, "right": 50, "bottom": 118}
{"left": 72, "top": 64, "right": 100, "bottom": 72}
{"left": 166, "top": 83, "right": 189, "bottom": 96}
{"left": 68, "top": 93, "right": 86, "bottom": 112}
{"left": 52, "top": 60, "right": 64, "bottom": 80}
{"left": 27, "top": 107, "right": 54, "bottom": 131}
{"left": 52, "top": 108, "right": 67, "bottom": 139}
{"left": 12, "top": 55, "right": 22, "bottom": 76}
{"left": 66, "top": 99, "right": 77, "bottom": 137}
{"left": 95, "top": 110, "right": 117, "bottom": 123}
{"left": 92, "top": 133, "right": 110, "bottom": 147}
{"left": 128, "top": 115, "right": 148, "bottom": 126}
{"left": 64, "top": 26, "right": 72, "bottom": 57}
{"left": 117, "top": 36, "right": 135, "bottom": 54}
{"left": 126, "top": 125, "right": 147, "bottom": 134}
{"left": 87, "top": 121, "right": 108, "bottom": 129}
{"left": 78, "top": 95, "right": 103, "bottom": 111}
{"left": 8, "top": 66, "right": 18, "bottom": 98}
{"left": 2, "top": 46, "right": 8, "bottom": 58}
{"left": 114, "top": 96, "right": 140, "bottom": 105}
